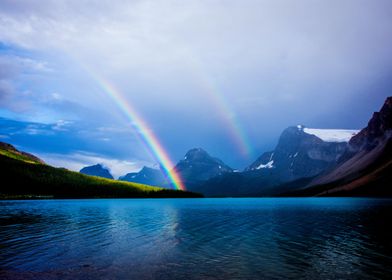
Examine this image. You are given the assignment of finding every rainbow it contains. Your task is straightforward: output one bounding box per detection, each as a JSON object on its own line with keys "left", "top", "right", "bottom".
{"left": 79, "top": 67, "right": 185, "bottom": 190}
{"left": 71, "top": 53, "right": 251, "bottom": 190}
{"left": 188, "top": 59, "right": 253, "bottom": 158}
{"left": 199, "top": 78, "right": 252, "bottom": 157}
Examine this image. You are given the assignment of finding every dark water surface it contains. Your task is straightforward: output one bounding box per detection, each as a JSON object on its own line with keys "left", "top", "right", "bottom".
{"left": 0, "top": 198, "right": 391, "bottom": 279}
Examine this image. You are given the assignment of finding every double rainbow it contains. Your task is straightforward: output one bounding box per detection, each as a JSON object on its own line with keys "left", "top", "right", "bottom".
{"left": 78, "top": 55, "right": 252, "bottom": 191}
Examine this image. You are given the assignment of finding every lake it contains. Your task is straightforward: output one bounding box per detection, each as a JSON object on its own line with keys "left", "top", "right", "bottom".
{"left": 0, "top": 198, "right": 391, "bottom": 279}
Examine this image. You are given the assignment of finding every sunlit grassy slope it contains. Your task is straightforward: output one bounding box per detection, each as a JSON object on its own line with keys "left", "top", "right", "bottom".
{"left": 0, "top": 142, "right": 45, "bottom": 164}
{"left": 0, "top": 142, "right": 202, "bottom": 199}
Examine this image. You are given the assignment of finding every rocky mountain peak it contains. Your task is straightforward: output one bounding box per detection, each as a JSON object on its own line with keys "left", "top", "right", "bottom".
{"left": 175, "top": 148, "right": 233, "bottom": 183}
{"left": 80, "top": 164, "right": 114, "bottom": 179}
{"left": 246, "top": 125, "right": 348, "bottom": 181}
{"left": 349, "top": 96, "right": 392, "bottom": 151}
{"left": 183, "top": 148, "right": 210, "bottom": 161}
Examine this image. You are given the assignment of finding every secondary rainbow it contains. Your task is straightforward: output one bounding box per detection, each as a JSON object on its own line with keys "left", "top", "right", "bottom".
{"left": 188, "top": 57, "right": 253, "bottom": 157}
{"left": 199, "top": 77, "right": 253, "bottom": 157}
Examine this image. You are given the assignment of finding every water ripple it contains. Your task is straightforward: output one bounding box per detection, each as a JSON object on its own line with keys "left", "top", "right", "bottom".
{"left": 0, "top": 198, "right": 391, "bottom": 279}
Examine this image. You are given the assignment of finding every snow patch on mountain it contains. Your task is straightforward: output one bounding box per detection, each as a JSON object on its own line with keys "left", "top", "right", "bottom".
{"left": 303, "top": 128, "right": 359, "bottom": 142}
{"left": 256, "top": 160, "right": 274, "bottom": 169}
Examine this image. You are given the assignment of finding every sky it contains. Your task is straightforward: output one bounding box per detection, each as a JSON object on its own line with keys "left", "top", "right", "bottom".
{"left": 0, "top": 0, "right": 391, "bottom": 178}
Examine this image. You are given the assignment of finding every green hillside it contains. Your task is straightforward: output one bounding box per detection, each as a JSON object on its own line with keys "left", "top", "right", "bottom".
{"left": 0, "top": 142, "right": 45, "bottom": 164}
{"left": 0, "top": 142, "right": 202, "bottom": 199}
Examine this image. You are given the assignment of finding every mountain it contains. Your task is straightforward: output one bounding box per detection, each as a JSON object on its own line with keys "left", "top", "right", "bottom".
{"left": 246, "top": 125, "right": 355, "bottom": 181}
{"left": 174, "top": 148, "right": 233, "bottom": 188}
{"left": 0, "top": 142, "right": 45, "bottom": 164}
{"left": 195, "top": 126, "right": 358, "bottom": 197}
{"left": 0, "top": 142, "right": 202, "bottom": 199}
{"left": 117, "top": 148, "right": 233, "bottom": 190}
{"left": 80, "top": 164, "right": 114, "bottom": 179}
{"left": 119, "top": 166, "right": 168, "bottom": 186}
{"left": 290, "top": 96, "right": 392, "bottom": 196}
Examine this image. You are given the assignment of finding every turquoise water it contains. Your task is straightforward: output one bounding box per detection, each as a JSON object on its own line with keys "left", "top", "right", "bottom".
{"left": 0, "top": 198, "right": 391, "bottom": 279}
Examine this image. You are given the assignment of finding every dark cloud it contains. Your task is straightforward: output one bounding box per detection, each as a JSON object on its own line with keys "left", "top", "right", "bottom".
{"left": 0, "top": 0, "right": 391, "bottom": 168}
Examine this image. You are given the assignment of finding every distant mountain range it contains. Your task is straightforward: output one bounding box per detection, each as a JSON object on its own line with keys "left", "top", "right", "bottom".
{"left": 0, "top": 143, "right": 201, "bottom": 199}
{"left": 106, "top": 148, "right": 234, "bottom": 189}
{"left": 110, "top": 125, "right": 359, "bottom": 196}
{"left": 99, "top": 96, "right": 391, "bottom": 197}
{"left": 190, "top": 126, "right": 357, "bottom": 196}
{"left": 7, "top": 96, "right": 389, "bottom": 199}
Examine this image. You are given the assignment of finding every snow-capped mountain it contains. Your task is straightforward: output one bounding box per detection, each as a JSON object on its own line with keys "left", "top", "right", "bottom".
{"left": 245, "top": 125, "right": 350, "bottom": 181}
{"left": 193, "top": 125, "right": 356, "bottom": 197}
{"left": 295, "top": 96, "right": 392, "bottom": 196}
{"left": 116, "top": 96, "right": 390, "bottom": 198}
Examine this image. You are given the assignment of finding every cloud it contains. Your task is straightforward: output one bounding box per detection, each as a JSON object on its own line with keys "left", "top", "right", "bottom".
{"left": 0, "top": 53, "right": 53, "bottom": 112}
{"left": 38, "top": 151, "right": 152, "bottom": 179}
{"left": 1, "top": 0, "right": 392, "bottom": 167}
{"left": 3, "top": 112, "right": 245, "bottom": 170}
{"left": 51, "top": 120, "right": 72, "bottom": 131}
{"left": 0, "top": 117, "right": 154, "bottom": 169}
{"left": 0, "top": 54, "right": 114, "bottom": 123}
{"left": 24, "top": 124, "right": 54, "bottom": 135}
{"left": 0, "top": 80, "right": 13, "bottom": 104}
{"left": 0, "top": 56, "right": 17, "bottom": 108}
{"left": 2, "top": 0, "right": 389, "bottom": 114}
{"left": 0, "top": 54, "right": 52, "bottom": 75}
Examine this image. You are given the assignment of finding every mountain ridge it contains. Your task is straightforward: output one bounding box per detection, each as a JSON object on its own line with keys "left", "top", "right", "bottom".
{"left": 0, "top": 142, "right": 45, "bottom": 164}
{"left": 3, "top": 96, "right": 389, "bottom": 198}
{"left": 195, "top": 97, "right": 392, "bottom": 198}
{"left": 0, "top": 143, "right": 202, "bottom": 199}
{"left": 190, "top": 125, "right": 353, "bottom": 196}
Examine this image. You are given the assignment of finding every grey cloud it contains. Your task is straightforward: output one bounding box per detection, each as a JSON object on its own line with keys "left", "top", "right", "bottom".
{"left": 0, "top": 0, "right": 392, "bottom": 167}
{"left": 0, "top": 57, "right": 17, "bottom": 109}
{"left": 0, "top": 80, "right": 13, "bottom": 104}
{"left": 0, "top": 55, "right": 35, "bottom": 111}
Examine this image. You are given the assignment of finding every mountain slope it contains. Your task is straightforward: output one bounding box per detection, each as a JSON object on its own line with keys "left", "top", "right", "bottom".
{"left": 0, "top": 142, "right": 45, "bottom": 164}
{"left": 80, "top": 164, "right": 114, "bottom": 179}
{"left": 119, "top": 166, "right": 168, "bottom": 186}
{"left": 290, "top": 97, "right": 392, "bottom": 196}
{"left": 0, "top": 142, "right": 202, "bottom": 199}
